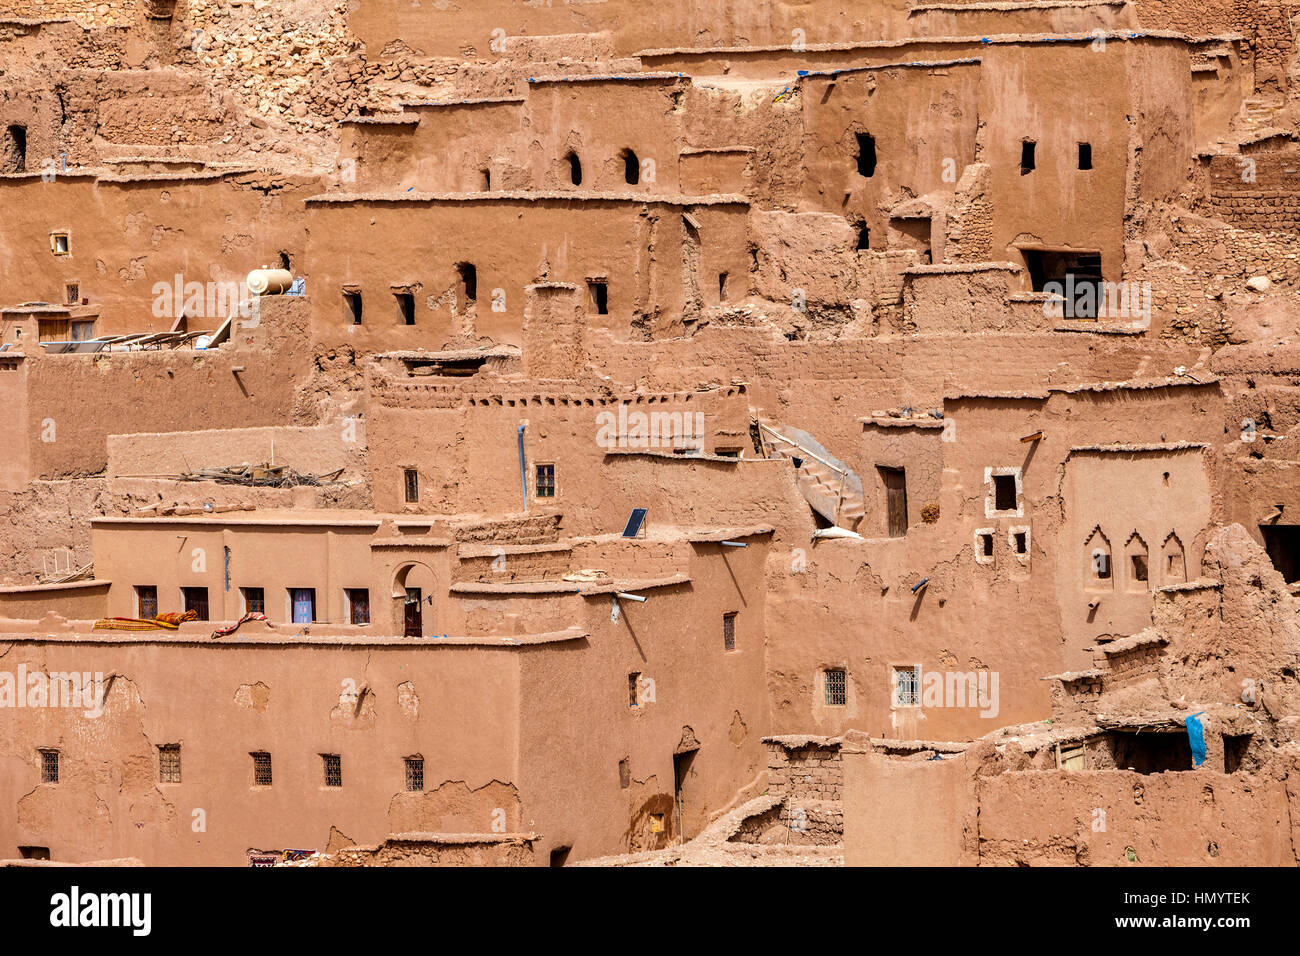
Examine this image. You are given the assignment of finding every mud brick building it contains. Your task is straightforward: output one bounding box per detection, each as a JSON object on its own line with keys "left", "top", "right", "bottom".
{"left": 3, "top": 0, "right": 1300, "bottom": 867}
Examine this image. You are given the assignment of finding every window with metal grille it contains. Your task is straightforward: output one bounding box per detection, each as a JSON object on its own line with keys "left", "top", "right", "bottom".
{"left": 535, "top": 463, "right": 555, "bottom": 498}
{"left": 824, "top": 668, "right": 847, "bottom": 706}
{"left": 181, "top": 586, "right": 209, "bottom": 621}
{"left": 65, "top": 282, "right": 79, "bottom": 305}
{"left": 159, "top": 744, "right": 181, "bottom": 783}
{"left": 894, "top": 665, "right": 920, "bottom": 707}
{"left": 723, "top": 612, "right": 737, "bottom": 652}
{"left": 39, "top": 749, "right": 59, "bottom": 784}
{"left": 136, "top": 584, "right": 158, "bottom": 619}
{"left": 322, "top": 753, "right": 342, "bottom": 788}
{"left": 242, "top": 586, "right": 265, "bottom": 615}
{"left": 346, "top": 588, "right": 370, "bottom": 625}
{"left": 404, "top": 756, "right": 424, "bottom": 792}
{"left": 404, "top": 468, "right": 419, "bottom": 503}
{"left": 251, "top": 751, "right": 272, "bottom": 786}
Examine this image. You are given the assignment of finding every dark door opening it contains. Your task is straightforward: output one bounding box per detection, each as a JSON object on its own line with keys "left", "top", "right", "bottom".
{"left": 404, "top": 587, "right": 423, "bottom": 637}
{"left": 4, "top": 125, "right": 27, "bottom": 173}
{"left": 673, "top": 748, "right": 698, "bottom": 842}
{"left": 1023, "top": 250, "right": 1104, "bottom": 318}
{"left": 549, "top": 845, "right": 571, "bottom": 867}
{"left": 18, "top": 846, "right": 49, "bottom": 860}
{"left": 1224, "top": 734, "right": 1251, "bottom": 773}
{"left": 856, "top": 132, "right": 876, "bottom": 177}
{"left": 879, "top": 466, "right": 908, "bottom": 537}
{"left": 1260, "top": 525, "right": 1300, "bottom": 583}
{"left": 456, "top": 263, "right": 477, "bottom": 306}
{"left": 1107, "top": 730, "right": 1195, "bottom": 772}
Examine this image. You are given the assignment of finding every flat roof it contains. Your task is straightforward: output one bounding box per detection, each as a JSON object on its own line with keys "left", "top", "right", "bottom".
{"left": 527, "top": 71, "right": 686, "bottom": 85}
{"left": 635, "top": 29, "right": 1244, "bottom": 59}
{"left": 305, "top": 190, "right": 748, "bottom": 207}
{"left": 0, "top": 623, "right": 589, "bottom": 648}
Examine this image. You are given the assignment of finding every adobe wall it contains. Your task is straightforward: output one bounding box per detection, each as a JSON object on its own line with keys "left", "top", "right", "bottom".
{"left": 798, "top": 63, "right": 980, "bottom": 241}
{"left": 841, "top": 748, "right": 976, "bottom": 866}
{"left": 1059, "top": 447, "right": 1212, "bottom": 664}
{"left": 977, "top": 768, "right": 1294, "bottom": 865}
{"left": 348, "top": 0, "right": 914, "bottom": 61}
{"left": 8, "top": 296, "right": 314, "bottom": 482}
{"left": 0, "top": 580, "right": 109, "bottom": 619}
{"left": 105, "top": 422, "right": 367, "bottom": 481}
{"left": 0, "top": 174, "right": 315, "bottom": 335}
{"left": 303, "top": 197, "right": 749, "bottom": 348}
{"left": 0, "top": 635, "right": 524, "bottom": 865}
{"left": 365, "top": 381, "right": 761, "bottom": 524}
{"left": 841, "top": 746, "right": 1297, "bottom": 865}
{"left": 517, "top": 539, "right": 772, "bottom": 858}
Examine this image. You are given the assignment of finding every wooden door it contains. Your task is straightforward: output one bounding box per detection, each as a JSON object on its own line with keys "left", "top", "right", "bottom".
{"left": 879, "top": 467, "right": 908, "bottom": 537}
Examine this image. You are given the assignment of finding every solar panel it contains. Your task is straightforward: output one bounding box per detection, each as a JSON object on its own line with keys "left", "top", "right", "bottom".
{"left": 622, "top": 508, "right": 648, "bottom": 538}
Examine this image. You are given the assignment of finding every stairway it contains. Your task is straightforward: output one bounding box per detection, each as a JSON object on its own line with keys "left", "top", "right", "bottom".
{"left": 757, "top": 420, "right": 865, "bottom": 530}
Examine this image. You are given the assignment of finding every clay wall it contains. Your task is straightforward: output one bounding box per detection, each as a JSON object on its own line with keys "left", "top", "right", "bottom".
{"left": 0, "top": 296, "right": 313, "bottom": 486}
{"left": 841, "top": 746, "right": 1296, "bottom": 865}
{"left": 0, "top": 174, "right": 314, "bottom": 335}
{"left": 302, "top": 197, "right": 749, "bottom": 348}
{"left": 348, "top": 0, "right": 915, "bottom": 61}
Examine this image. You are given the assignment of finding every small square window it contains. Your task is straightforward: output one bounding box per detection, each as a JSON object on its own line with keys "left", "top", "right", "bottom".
{"left": 1014, "top": 532, "right": 1028, "bottom": 554}
{"left": 629, "top": 672, "right": 642, "bottom": 708}
{"left": 343, "top": 290, "right": 362, "bottom": 325}
{"left": 893, "top": 665, "right": 920, "bottom": 707}
{"left": 824, "top": 668, "right": 847, "bottom": 706}
{"left": 242, "top": 586, "right": 265, "bottom": 615}
{"left": 64, "top": 282, "right": 80, "bottom": 305}
{"left": 1078, "top": 143, "right": 1092, "bottom": 170}
{"left": 723, "top": 611, "right": 737, "bottom": 652}
{"left": 322, "top": 754, "right": 342, "bottom": 788}
{"left": 1020, "top": 140, "right": 1036, "bottom": 174}
{"left": 252, "top": 751, "right": 272, "bottom": 786}
{"left": 39, "top": 749, "right": 59, "bottom": 784}
{"left": 135, "top": 585, "right": 158, "bottom": 619}
{"left": 535, "top": 463, "right": 555, "bottom": 498}
{"left": 405, "top": 756, "right": 424, "bottom": 792}
{"left": 993, "top": 473, "right": 1017, "bottom": 512}
{"left": 403, "top": 468, "right": 419, "bottom": 503}
{"left": 588, "top": 280, "right": 608, "bottom": 315}
{"left": 1131, "top": 554, "right": 1148, "bottom": 582}
{"left": 981, "top": 533, "right": 994, "bottom": 557}
{"left": 715, "top": 447, "right": 741, "bottom": 459}
{"left": 50, "top": 232, "right": 70, "bottom": 256}
{"left": 396, "top": 292, "right": 415, "bottom": 325}
{"left": 159, "top": 744, "right": 181, "bottom": 784}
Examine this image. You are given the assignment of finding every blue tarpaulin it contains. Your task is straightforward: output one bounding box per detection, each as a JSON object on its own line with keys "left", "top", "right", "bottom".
{"left": 1185, "top": 711, "right": 1207, "bottom": 767}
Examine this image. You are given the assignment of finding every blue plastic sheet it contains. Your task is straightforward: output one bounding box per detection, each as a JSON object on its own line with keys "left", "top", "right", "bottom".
{"left": 1184, "top": 711, "right": 1207, "bottom": 767}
